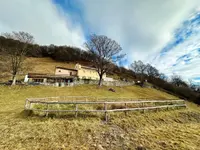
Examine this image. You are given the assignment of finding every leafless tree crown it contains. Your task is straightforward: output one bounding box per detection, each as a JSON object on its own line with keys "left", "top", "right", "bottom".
{"left": 85, "top": 34, "right": 125, "bottom": 86}
{"left": 1, "top": 31, "right": 34, "bottom": 85}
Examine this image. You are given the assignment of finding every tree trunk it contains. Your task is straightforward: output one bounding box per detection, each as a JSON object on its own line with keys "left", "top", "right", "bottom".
{"left": 98, "top": 74, "right": 103, "bottom": 86}
{"left": 11, "top": 74, "right": 16, "bottom": 86}
{"left": 140, "top": 74, "right": 143, "bottom": 82}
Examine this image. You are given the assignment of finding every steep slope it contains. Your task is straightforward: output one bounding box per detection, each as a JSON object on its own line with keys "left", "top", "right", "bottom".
{"left": 0, "top": 57, "right": 121, "bottom": 82}
{"left": 0, "top": 85, "right": 199, "bottom": 150}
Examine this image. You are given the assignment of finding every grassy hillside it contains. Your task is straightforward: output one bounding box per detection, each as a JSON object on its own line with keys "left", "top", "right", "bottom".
{"left": 0, "top": 57, "right": 120, "bottom": 82}
{"left": 0, "top": 85, "right": 200, "bottom": 150}
{"left": 0, "top": 57, "right": 78, "bottom": 82}
{"left": 25, "top": 57, "right": 76, "bottom": 74}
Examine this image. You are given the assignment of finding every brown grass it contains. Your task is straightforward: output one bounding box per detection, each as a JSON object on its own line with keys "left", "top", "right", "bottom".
{"left": 0, "top": 57, "right": 119, "bottom": 81}
{"left": 0, "top": 85, "right": 200, "bottom": 150}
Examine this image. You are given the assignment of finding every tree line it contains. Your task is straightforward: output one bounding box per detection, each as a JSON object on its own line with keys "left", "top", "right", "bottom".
{"left": 130, "top": 60, "right": 200, "bottom": 104}
{"left": 0, "top": 31, "right": 199, "bottom": 104}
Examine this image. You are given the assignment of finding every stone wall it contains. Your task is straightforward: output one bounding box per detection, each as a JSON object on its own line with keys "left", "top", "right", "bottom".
{"left": 103, "top": 81, "right": 135, "bottom": 86}
{"left": 74, "top": 79, "right": 135, "bottom": 86}
{"left": 28, "top": 79, "right": 135, "bottom": 87}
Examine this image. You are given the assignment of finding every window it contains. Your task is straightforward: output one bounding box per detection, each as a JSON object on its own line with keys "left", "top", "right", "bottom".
{"left": 33, "top": 79, "right": 43, "bottom": 82}
{"left": 70, "top": 72, "right": 72, "bottom": 76}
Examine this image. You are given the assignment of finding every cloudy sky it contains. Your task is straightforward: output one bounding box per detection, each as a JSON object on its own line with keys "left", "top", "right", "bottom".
{"left": 0, "top": 0, "right": 200, "bottom": 84}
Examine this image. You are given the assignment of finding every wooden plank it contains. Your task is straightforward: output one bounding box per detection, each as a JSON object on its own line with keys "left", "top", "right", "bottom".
{"left": 106, "top": 104, "right": 186, "bottom": 112}
{"left": 27, "top": 96, "right": 90, "bottom": 101}
{"left": 30, "top": 104, "right": 186, "bottom": 113}
{"left": 27, "top": 96, "right": 181, "bottom": 102}
{"left": 28, "top": 100, "right": 185, "bottom": 104}
{"left": 31, "top": 109, "right": 106, "bottom": 112}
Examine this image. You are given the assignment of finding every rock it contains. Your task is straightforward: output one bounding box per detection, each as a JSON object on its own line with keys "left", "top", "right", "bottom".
{"left": 108, "top": 88, "right": 116, "bottom": 92}
{"left": 112, "top": 141, "right": 117, "bottom": 145}
{"left": 136, "top": 145, "right": 146, "bottom": 150}
{"left": 88, "top": 135, "right": 92, "bottom": 141}
{"left": 97, "top": 144, "right": 104, "bottom": 150}
{"left": 119, "top": 134, "right": 125, "bottom": 139}
{"left": 106, "top": 139, "right": 110, "bottom": 144}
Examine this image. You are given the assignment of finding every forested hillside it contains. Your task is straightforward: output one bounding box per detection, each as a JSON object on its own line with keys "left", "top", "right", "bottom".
{"left": 0, "top": 35, "right": 136, "bottom": 81}
{"left": 0, "top": 35, "right": 199, "bottom": 104}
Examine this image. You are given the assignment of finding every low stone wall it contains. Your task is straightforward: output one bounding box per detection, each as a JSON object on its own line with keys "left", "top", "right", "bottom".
{"left": 28, "top": 80, "right": 134, "bottom": 87}
{"left": 103, "top": 81, "right": 135, "bottom": 86}
{"left": 74, "top": 79, "right": 135, "bottom": 86}
{"left": 74, "top": 80, "right": 98, "bottom": 85}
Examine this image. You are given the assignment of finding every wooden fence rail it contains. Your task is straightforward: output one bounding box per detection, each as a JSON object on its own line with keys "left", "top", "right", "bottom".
{"left": 24, "top": 97, "right": 186, "bottom": 121}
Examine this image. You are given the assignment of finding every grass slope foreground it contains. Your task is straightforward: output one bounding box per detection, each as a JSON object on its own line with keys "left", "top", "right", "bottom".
{"left": 0, "top": 85, "right": 200, "bottom": 150}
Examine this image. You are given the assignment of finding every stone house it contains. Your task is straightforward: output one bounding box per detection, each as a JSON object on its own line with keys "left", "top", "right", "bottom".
{"left": 25, "top": 63, "right": 107, "bottom": 86}
{"left": 75, "top": 64, "right": 106, "bottom": 80}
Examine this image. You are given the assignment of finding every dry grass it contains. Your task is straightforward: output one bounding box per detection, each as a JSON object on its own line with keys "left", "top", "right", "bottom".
{"left": 0, "top": 85, "right": 200, "bottom": 150}
{"left": 25, "top": 57, "right": 76, "bottom": 74}
{"left": 0, "top": 57, "right": 76, "bottom": 81}
{"left": 0, "top": 57, "right": 118, "bottom": 81}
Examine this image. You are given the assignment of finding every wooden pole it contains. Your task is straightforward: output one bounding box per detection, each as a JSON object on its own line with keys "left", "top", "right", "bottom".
{"left": 142, "top": 103, "right": 145, "bottom": 113}
{"left": 75, "top": 104, "right": 78, "bottom": 118}
{"left": 46, "top": 104, "right": 49, "bottom": 117}
{"left": 24, "top": 99, "right": 29, "bottom": 110}
{"left": 124, "top": 103, "right": 127, "bottom": 116}
{"left": 104, "top": 103, "right": 108, "bottom": 122}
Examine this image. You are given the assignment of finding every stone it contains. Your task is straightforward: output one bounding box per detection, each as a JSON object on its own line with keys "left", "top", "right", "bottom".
{"left": 108, "top": 88, "right": 116, "bottom": 92}
{"left": 136, "top": 145, "right": 146, "bottom": 150}
{"left": 97, "top": 144, "right": 104, "bottom": 150}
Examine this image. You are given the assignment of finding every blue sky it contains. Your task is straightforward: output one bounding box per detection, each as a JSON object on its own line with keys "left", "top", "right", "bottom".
{"left": 0, "top": 0, "right": 200, "bottom": 84}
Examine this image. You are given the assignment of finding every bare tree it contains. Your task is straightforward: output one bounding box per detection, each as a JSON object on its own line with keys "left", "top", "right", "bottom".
{"left": 85, "top": 34, "right": 125, "bottom": 86}
{"left": 146, "top": 63, "right": 159, "bottom": 78}
{"left": 171, "top": 74, "right": 188, "bottom": 87}
{"left": 130, "top": 60, "right": 147, "bottom": 81}
{"left": 2, "top": 31, "right": 34, "bottom": 85}
{"left": 159, "top": 73, "right": 168, "bottom": 81}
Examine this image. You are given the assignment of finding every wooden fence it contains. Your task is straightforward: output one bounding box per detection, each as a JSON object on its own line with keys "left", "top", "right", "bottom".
{"left": 24, "top": 96, "right": 186, "bottom": 121}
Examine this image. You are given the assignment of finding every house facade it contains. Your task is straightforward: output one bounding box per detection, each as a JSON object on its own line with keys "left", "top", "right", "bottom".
{"left": 25, "top": 63, "right": 107, "bottom": 86}
{"left": 75, "top": 64, "right": 106, "bottom": 80}
{"left": 27, "top": 73, "right": 75, "bottom": 86}
{"left": 55, "top": 67, "right": 77, "bottom": 76}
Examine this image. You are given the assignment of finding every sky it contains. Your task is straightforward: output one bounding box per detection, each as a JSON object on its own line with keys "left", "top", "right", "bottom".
{"left": 0, "top": 0, "right": 200, "bottom": 84}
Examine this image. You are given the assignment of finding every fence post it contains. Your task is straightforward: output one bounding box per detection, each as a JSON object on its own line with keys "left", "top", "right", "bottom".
{"left": 156, "top": 107, "right": 158, "bottom": 112}
{"left": 142, "top": 102, "right": 145, "bottom": 113}
{"left": 24, "top": 99, "right": 29, "bottom": 110}
{"left": 124, "top": 103, "right": 127, "bottom": 116}
{"left": 142, "top": 102, "right": 144, "bottom": 107}
{"left": 104, "top": 103, "right": 108, "bottom": 122}
{"left": 167, "top": 106, "right": 169, "bottom": 111}
{"left": 75, "top": 104, "right": 78, "bottom": 118}
{"left": 45, "top": 103, "right": 49, "bottom": 117}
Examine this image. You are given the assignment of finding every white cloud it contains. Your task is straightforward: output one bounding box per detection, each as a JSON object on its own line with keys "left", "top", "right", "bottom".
{"left": 153, "top": 33, "right": 200, "bottom": 82}
{"left": 0, "top": 0, "right": 85, "bottom": 47}
{"left": 152, "top": 9, "right": 200, "bottom": 82}
{"left": 78, "top": 0, "right": 200, "bottom": 62}
{"left": 1, "top": 0, "right": 199, "bottom": 82}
